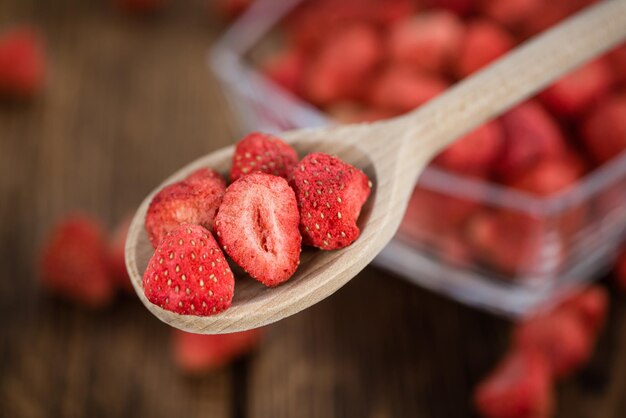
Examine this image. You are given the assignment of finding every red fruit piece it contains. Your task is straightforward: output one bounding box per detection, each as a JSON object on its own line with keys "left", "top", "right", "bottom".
{"left": 480, "top": 0, "right": 541, "bottom": 27}
{"left": 465, "top": 210, "right": 560, "bottom": 276}
{"left": 609, "top": 44, "right": 626, "bottom": 86}
{"left": 230, "top": 132, "right": 298, "bottom": 182}
{"left": 433, "top": 120, "right": 504, "bottom": 176}
{"left": 366, "top": 0, "right": 416, "bottom": 26}
{"left": 290, "top": 153, "right": 371, "bottom": 250}
{"left": 0, "top": 27, "right": 45, "bottom": 99}
{"left": 506, "top": 152, "right": 588, "bottom": 237}
{"left": 521, "top": 0, "right": 597, "bottom": 38}
{"left": 400, "top": 187, "right": 478, "bottom": 245}
{"left": 581, "top": 94, "right": 626, "bottom": 164}
{"left": 514, "top": 311, "right": 592, "bottom": 379}
{"left": 474, "top": 347, "right": 553, "bottom": 418}
{"left": 368, "top": 67, "right": 448, "bottom": 114}
{"left": 438, "top": 232, "right": 473, "bottom": 266}
{"left": 304, "top": 23, "right": 383, "bottom": 105}
{"left": 143, "top": 224, "right": 234, "bottom": 316}
{"left": 107, "top": 215, "right": 134, "bottom": 292}
{"left": 455, "top": 20, "right": 514, "bottom": 78}
{"left": 539, "top": 59, "right": 613, "bottom": 117}
{"left": 145, "top": 168, "right": 226, "bottom": 248}
{"left": 215, "top": 173, "right": 301, "bottom": 287}
{"left": 286, "top": 0, "right": 415, "bottom": 51}
{"left": 262, "top": 48, "right": 305, "bottom": 96}
{"left": 424, "top": 0, "right": 475, "bottom": 16}
{"left": 40, "top": 214, "right": 114, "bottom": 308}
{"left": 506, "top": 152, "right": 585, "bottom": 196}
{"left": 173, "top": 328, "right": 262, "bottom": 373}
{"left": 388, "top": 10, "right": 464, "bottom": 74}
{"left": 494, "top": 101, "right": 567, "bottom": 182}
{"left": 557, "top": 286, "right": 608, "bottom": 338}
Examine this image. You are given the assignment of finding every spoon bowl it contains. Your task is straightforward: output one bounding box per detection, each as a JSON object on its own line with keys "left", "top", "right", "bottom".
{"left": 126, "top": 0, "right": 626, "bottom": 333}
{"left": 126, "top": 125, "right": 408, "bottom": 334}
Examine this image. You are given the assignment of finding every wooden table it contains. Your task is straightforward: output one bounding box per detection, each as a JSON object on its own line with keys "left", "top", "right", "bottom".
{"left": 1, "top": 1, "right": 625, "bottom": 417}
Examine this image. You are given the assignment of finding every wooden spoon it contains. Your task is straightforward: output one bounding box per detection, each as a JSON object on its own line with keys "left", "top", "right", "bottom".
{"left": 126, "top": 0, "right": 626, "bottom": 334}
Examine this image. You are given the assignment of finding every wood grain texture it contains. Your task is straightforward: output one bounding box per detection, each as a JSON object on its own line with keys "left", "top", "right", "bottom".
{"left": 2, "top": 1, "right": 626, "bottom": 418}
{"left": 0, "top": 1, "right": 234, "bottom": 417}
{"left": 126, "top": 0, "right": 626, "bottom": 334}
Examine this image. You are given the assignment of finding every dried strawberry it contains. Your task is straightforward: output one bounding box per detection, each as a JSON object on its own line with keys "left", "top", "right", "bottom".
{"left": 539, "top": 59, "right": 613, "bottom": 117}
{"left": 143, "top": 224, "right": 234, "bottom": 316}
{"left": 215, "top": 173, "right": 301, "bottom": 287}
{"left": 262, "top": 48, "right": 305, "bottom": 96}
{"left": 368, "top": 67, "right": 448, "bottom": 114}
{"left": 303, "top": 23, "right": 383, "bottom": 105}
{"left": 609, "top": 44, "right": 626, "bottom": 86}
{"left": 581, "top": 94, "right": 626, "bottom": 164}
{"left": 506, "top": 152, "right": 588, "bottom": 237}
{"left": 474, "top": 347, "right": 553, "bottom": 418}
{"left": 480, "top": 0, "right": 541, "bottom": 27}
{"left": 465, "top": 210, "right": 559, "bottom": 276}
{"left": 230, "top": 132, "right": 299, "bottom": 182}
{"left": 506, "top": 153, "right": 585, "bottom": 196}
{"left": 557, "top": 286, "right": 608, "bottom": 338}
{"left": 433, "top": 120, "right": 504, "bottom": 176}
{"left": 494, "top": 101, "right": 567, "bottom": 182}
{"left": 438, "top": 232, "right": 473, "bottom": 266}
{"left": 289, "top": 153, "right": 371, "bottom": 250}
{"left": 173, "top": 328, "right": 262, "bottom": 374}
{"left": 425, "top": 0, "right": 475, "bottom": 16}
{"left": 145, "top": 168, "right": 226, "bottom": 248}
{"left": 388, "top": 10, "right": 464, "bottom": 74}
{"left": 514, "top": 311, "right": 592, "bottom": 379}
{"left": 455, "top": 20, "right": 514, "bottom": 78}
{"left": 0, "top": 26, "right": 45, "bottom": 99}
{"left": 400, "top": 187, "right": 478, "bottom": 245}
{"left": 40, "top": 214, "right": 114, "bottom": 308}
{"left": 521, "top": 0, "right": 597, "bottom": 38}
{"left": 286, "top": 0, "right": 414, "bottom": 51}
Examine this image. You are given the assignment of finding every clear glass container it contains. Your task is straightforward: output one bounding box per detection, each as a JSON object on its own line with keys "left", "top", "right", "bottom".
{"left": 209, "top": 0, "right": 626, "bottom": 316}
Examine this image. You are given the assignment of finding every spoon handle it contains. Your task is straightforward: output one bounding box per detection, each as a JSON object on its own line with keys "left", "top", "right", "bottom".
{"left": 362, "top": 0, "right": 626, "bottom": 183}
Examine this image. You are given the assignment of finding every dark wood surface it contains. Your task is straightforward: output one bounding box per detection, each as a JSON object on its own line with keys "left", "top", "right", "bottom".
{"left": 1, "top": 1, "right": 625, "bottom": 417}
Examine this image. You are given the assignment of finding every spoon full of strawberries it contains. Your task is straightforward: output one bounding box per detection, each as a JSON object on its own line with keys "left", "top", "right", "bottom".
{"left": 126, "top": 0, "right": 626, "bottom": 334}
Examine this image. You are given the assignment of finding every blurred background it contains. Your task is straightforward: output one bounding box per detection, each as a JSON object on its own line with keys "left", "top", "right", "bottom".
{"left": 1, "top": 0, "right": 626, "bottom": 417}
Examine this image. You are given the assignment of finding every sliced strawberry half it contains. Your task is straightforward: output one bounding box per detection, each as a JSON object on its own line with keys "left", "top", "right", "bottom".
{"left": 215, "top": 172, "right": 301, "bottom": 287}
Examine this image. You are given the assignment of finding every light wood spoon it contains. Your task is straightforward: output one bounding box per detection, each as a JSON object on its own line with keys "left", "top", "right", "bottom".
{"left": 127, "top": 0, "right": 626, "bottom": 334}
